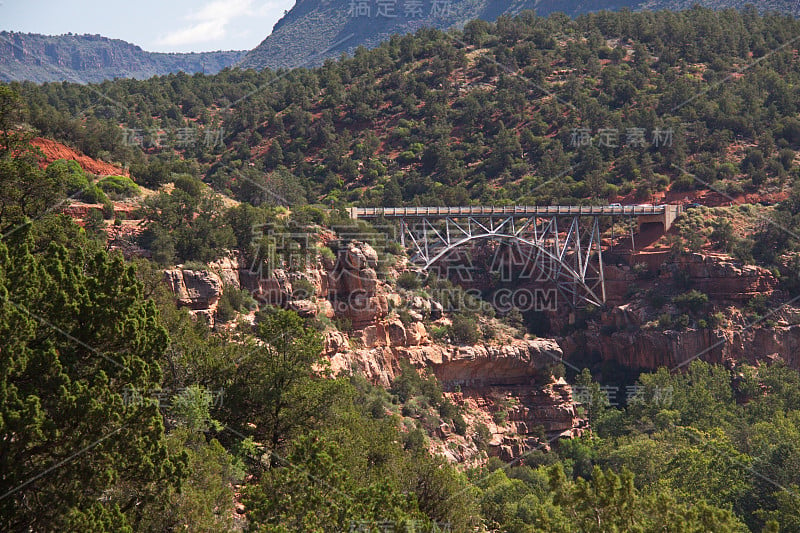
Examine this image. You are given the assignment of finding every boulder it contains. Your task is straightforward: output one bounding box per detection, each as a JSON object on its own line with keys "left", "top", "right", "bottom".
{"left": 323, "top": 330, "right": 348, "bottom": 355}
{"left": 386, "top": 319, "right": 407, "bottom": 346}
{"left": 288, "top": 299, "right": 317, "bottom": 318}
{"left": 406, "top": 321, "right": 428, "bottom": 346}
{"left": 207, "top": 254, "right": 240, "bottom": 288}
{"left": 334, "top": 293, "right": 388, "bottom": 328}
{"left": 342, "top": 267, "right": 378, "bottom": 296}
{"left": 163, "top": 269, "right": 222, "bottom": 310}
{"left": 240, "top": 268, "right": 291, "bottom": 305}
{"left": 430, "top": 300, "right": 444, "bottom": 320}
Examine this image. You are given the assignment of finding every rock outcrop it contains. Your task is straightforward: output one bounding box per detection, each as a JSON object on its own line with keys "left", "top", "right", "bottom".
{"left": 438, "top": 379, "right": 586, "bottom": 464}
{"left": 603, "top": 252, "right": 778, "bottom": 303}
{"left": 665, "top": 253, "right": 778, "bottom": 301}
{"left": 428, "top": 338, "right": 563, "bottom": 387}
{"left": 570, "top": 320, "right": 800, "bottom": 371}
{"left": 330, "top": 242, "right": 389, "bottom": 327}
{"left": 562, "top": 252, "right": 789, "bottom": 372}
{"left": 164, "top": 241, "right": 585, "bottom": 464}
{"left": 208, "top": 255, "right": 241, "bottom": 289}
{"left": 163, "top": 268, "right": 223, "bottom": 325}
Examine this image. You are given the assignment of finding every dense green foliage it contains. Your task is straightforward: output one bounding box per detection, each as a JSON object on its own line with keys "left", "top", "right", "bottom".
{"left": 4, "top": 5, "right": 800, "bottom": 531}
{"left": 9, "top": 7, "right": 800, "bottom": 280}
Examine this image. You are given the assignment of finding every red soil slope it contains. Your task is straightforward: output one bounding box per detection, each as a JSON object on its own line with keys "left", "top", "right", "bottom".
{"left": 32, "top": 137, "right": 128, "bottom": 176}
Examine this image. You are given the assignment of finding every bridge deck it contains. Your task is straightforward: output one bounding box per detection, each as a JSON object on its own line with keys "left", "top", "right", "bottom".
{"left": 351, "top": 205, "right": 670, "bottom": 218}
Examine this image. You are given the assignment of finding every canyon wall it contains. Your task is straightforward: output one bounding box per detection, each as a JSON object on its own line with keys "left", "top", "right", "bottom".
{"left": 564, "top": 252, "right": 791, "bottom": 370}
{"left": 165, "top": 242, "right": 585, "bottom": 463}
{"left": 163, "top": 245, "right": 794, "bottom": 463}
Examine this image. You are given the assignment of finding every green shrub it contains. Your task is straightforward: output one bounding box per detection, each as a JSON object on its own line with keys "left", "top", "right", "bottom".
{"left": 80, "top": 183, "right": 109, "bottom": 204}
{"left": 182, "top": 260, "right": 208, "bottom": 271}
{"left": 291, "top": 278, "right": 316, "bottom": 299}
{"left": 707, "top": 311, "right": 726, "bottom": 328}
{"left": 398, "top": 309, "right": 414, "bottom": 325}
{"left": 318, "top": 245, "right": 336, "bottom": 265}
{"left": 473, "top": 422, "right": 492, "bottom": 451}
{"left": 369, "top": 398, "right": 387, "bottom": 419}
{"left": 47, "top": 159, "right": 89, "bottom": 196}
{"left": 397, "top": 271, "right": 422, "bottom": 290}
{"left": 450, "top": 314, "right": 480, "bottom": 344}
{"left": 438, "top": 399, "right": 459, "bottom": 421}
{"left": 431, "top": 325, "right": 448, "bottom": 341}
{"left": 421, "top": 413, "right": 441, "bottom": 434}
{"left": 83, "top": 208, "right": 105, "bottom": 239}
{"left": 746, "top": 294, "right": 771, "bottom": 316}
{"left": 66, "top": 173, "right": 90, "bottom": 196}
{"left": 453, "top": 413, "right": 467, "bottom": 436}
{"left": 217, "top": 285, "right": 258, "bottom": 323}
{"left": 401, "top": 398, "right": 421, "bottom": 417}
{"left": 385, "top": 241, "right": 404, "bottom": 255}
{"left": 333, "top": 316, "right": 353, "bottom": 333}
{"left": 403, "top": 427, "right": 427, "bottom": 451}
{"left": 97, "top": 175, "right": 140, "bottom": 199}
{"left": 671, "top": 173, "right": 695, "bottom": 191}
{"left": 391, "top": 360, "right": 443, "bottom": 405}
{"left": 99, "top": 199, "right": 113, "bottom": 219}
{"left": 291, "top": 205, "right": 327, "bottom": 226}
{"left": 492, "top": 409, "right": 508, "bottom": 426}
{"left": 672, "top": 290, "right": 709, "bottom": 312}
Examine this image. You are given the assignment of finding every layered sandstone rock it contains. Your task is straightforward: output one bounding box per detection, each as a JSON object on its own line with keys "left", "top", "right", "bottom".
{"left": 561, "top": 252, "right": 784, "bottom": 372}
{"left": 603, "top": 252, "right": 778, "bottom": 303}
{"left": 428, "top": 338, "right": 563, "bottom": 387}
{"left": 162, "top": 241, "right": 586, "bottom": 465}
{"left": 329, "top": 242, "right": 388, "bottom": 327}
{"left": 163, "top": 268, "right": 224, "bottom": 326}
{"left": 208, "top": 255, "right": 241, "bottom": 288}
{"left": 664, "top": 253, "right": 777, "bottom": 301}
{"left": 574, "top": 322, "right": 800, "bottom": 371}
{"left": 163, "top": 269, "right": 223, "bottom": 310}
{"left": 448, "top": 379, "right": 585, "bottom": 463}
{"left": 240, "top": 267, "right": 291, "bottom": 306}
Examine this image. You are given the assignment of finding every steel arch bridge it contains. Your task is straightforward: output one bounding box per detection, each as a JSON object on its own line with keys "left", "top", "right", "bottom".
{"left": 349, "top": 205, "right": 682, "bottom": 308}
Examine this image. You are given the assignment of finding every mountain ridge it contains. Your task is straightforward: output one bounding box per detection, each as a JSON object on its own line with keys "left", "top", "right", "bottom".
{"left": 240, "top": 0, "right": 800, "bottom": 70}
{"left": 0, "top": 31, "right": 247, "bottom": 84}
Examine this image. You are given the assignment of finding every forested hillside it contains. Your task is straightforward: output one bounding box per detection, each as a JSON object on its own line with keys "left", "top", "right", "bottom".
{"left": 4, "top": 6, "right": 800, "bottom": 532}
{"left": 241, "top": 0, "right": 800, "bottom": 69}
{"left": 14, "top": 6, "right": 800, "bottom": 267}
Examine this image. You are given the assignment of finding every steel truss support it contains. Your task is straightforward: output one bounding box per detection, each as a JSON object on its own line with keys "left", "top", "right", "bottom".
{"left": 400, "top": 214, "right": 606, "bottom": 308}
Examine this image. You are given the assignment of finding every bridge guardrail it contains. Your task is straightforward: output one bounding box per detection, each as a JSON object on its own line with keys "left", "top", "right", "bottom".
{"left": 351, "top": 205, "right": 669, "bottom": 219}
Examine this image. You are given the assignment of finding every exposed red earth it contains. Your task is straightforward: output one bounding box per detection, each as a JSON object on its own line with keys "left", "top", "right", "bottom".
{"left": 32, "top": 137, "right": 128, "bottom": 176}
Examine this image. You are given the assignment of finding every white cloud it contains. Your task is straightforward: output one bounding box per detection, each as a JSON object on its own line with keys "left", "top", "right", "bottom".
{"left": 157, "top": 0, "right": 257, "bottom": 47}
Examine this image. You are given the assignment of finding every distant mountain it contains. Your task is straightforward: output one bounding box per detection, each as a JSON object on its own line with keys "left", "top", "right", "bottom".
{"left": 240, "top": 0, "right": 800, "bottom": 70}
{"left": 0, "top": 32, "right": 246, "bottom": 83}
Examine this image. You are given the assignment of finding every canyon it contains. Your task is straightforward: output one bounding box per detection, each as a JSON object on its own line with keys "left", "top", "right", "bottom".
{"left": 160, "top": 235, "right": 792, "bottom": 464}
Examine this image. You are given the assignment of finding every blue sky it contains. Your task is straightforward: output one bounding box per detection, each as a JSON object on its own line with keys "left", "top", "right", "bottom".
{"left": 1, "top": 0, "right": 296, "bottom": 52}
